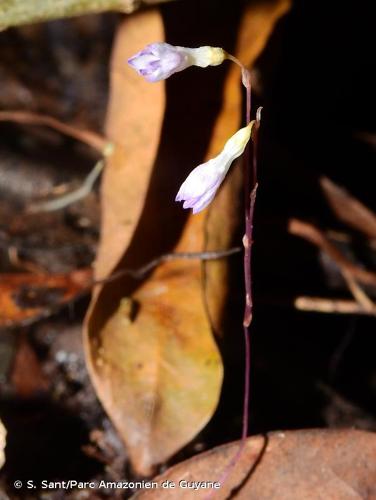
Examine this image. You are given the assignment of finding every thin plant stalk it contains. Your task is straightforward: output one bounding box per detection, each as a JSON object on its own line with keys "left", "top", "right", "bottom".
{"left": 206, "top": 69, "right": 260, "bottom": 498}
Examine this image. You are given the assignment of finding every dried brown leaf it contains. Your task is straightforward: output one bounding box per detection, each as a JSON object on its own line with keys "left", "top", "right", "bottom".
{"left": 0, "top": 268, "right": 92, "bottom": 328}
{"left": 135, "top": 429, "right": 376, "bottom": 499}
{"left": 95, "top": 10, "right": 166, "bottom": 280}
{"left": 10, "top": 334, "right": 50, "bottom": 397}
{"left": 97, "top": 261, "right": 222, "bottom": 473}
{"left": 321, "top": 176, "right": 376, "bottom": 239}
{"left": 289, "top": 218, "right": 376, "bottom": 287}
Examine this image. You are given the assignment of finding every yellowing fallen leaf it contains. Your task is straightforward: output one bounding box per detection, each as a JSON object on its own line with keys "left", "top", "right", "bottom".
{"left": 97, "top": 259, "right": 222, "bottom": 472}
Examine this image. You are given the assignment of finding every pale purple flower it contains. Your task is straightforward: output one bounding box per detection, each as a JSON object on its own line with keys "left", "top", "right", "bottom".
{"left": 128, "top": 43, "right": 226, "bottom": 82}
{"left": 175, "top": 123, "right": 253, "bottom": 214}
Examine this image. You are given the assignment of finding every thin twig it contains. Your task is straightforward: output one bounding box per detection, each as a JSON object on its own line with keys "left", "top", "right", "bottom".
{"left": 0, "top": 110, "right": 114, "bottom": 213}
{"left": 1, "top": 248, "right": 242, "bottom": 329}
{"left": 340, "top": 269, "right": 375, "bottom": 312}
{"left": 295, "top": 296, "right": 376, "bottom": 316}
{"left": 93, "top": 247, "right": 242, "bottom": 286}
{"left": 7, "top": 246, "right": 46, "bottom": 274}
{"left": 0, "top": 110, "right": 107, "bottom": 153}
{"left": 320, "top": 176, "right": 376, "bottom": 240}
{"left": 28, "top": 158, "right": 105, "bottom": 213}
{"left": 289, "top": 218, "right": 376, "bottom": 313}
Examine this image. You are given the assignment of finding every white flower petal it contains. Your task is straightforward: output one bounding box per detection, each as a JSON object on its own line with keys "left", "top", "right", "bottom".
{"left": 191, "top": 184, "right": 220, "bottom": 213}
{"left": 176, "top": 153, "right": 230, "bottom": 200}
{"left": 175, "top": 124, "right": 253, "bottom": 213}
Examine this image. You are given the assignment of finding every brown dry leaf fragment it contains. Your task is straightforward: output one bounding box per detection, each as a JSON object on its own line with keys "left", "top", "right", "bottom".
{"left": 321, "top": 176, "right": 376, "bottom": 239}
{"left": 0, "top": 268, "right": 92, "bottom": 328}
{"left": 98, "top": 267, "right": 222, "bottom": 473}
{"left": 10, "top": 334, "right": 49, "bottom": 397}
{"left": 289, "top": 218, "right": 376, "bottom": 287}
{"left": 135, "top": 429, "right": 376, "bottom": 499}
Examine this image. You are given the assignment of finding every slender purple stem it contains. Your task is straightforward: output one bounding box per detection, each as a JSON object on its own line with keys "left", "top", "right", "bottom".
{"left": 219, "top": 80, "right": 260, "bottom": 492}
{"left": 241, "top": 82, "right": 253, "bottom": 448}
{"left": 206, "top": 79, "right": 260, "bottom": 499}
{"left": 239, "top": 78, "right": 259, "bottom": 454}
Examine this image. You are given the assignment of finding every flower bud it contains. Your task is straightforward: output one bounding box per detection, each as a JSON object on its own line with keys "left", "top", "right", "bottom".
{"left": 175, "top": 123, "right": 253, "bottom": 213}
{"left": 128, "top": 43, "right": 226, "bottom": 82}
